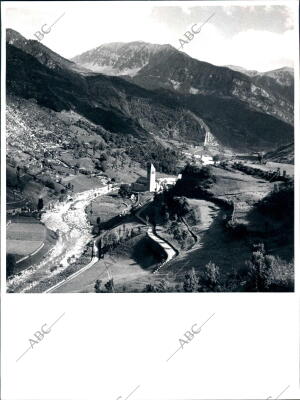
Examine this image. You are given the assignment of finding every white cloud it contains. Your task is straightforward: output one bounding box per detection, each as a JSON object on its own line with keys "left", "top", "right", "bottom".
{"left": 282, "top": 6, "right": 295, "bottom": 29}
{"left": 180, "top": 24, "right": 295, "bottom": 71}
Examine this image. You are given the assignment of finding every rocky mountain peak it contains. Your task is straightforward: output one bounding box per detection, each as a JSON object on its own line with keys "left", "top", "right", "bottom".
{"left": 71, "top": 41, "right": 177, "bottom": 76}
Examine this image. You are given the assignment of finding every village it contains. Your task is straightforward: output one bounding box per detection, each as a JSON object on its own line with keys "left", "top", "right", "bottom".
{"left": 6, "top": 107, "right": 294, "bottom": 294}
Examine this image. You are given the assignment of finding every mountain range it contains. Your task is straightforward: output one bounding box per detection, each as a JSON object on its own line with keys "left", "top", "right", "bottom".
{"left": 6, "top": 29, "right": 294, "bottom": 152}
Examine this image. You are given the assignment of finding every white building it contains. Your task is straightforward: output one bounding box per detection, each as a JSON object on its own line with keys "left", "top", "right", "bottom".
{"left": 201, "top": 155, "right": 214, "bottom": 165}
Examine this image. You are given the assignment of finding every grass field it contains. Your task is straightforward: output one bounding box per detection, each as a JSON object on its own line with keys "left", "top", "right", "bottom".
{"left": 7, "top": 220, "right": 45, "bottom": 257}
{"left": 210, "top": 166, "right": 274, "bottom": 202}
{"left": 7, "top": 240, "right": 43, "bottom": 256}
{"left": 87, "top": 192, "right": 130, "bottom": 227}
{"left": 244, "top": 161, "right": 294, "bottom": 177}
{"left": 53, "top": 233, "right": 164, "bottom": 293}
{"left": 62, "top": 173, "right": 105, "bottom": 193}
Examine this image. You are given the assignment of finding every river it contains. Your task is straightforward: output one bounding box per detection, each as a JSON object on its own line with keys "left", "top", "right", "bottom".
{"left": 7, "top": 185, "right": 111, "bottom": 293}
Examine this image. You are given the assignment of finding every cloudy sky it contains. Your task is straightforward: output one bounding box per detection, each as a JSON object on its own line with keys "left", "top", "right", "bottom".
{"left": 3, "top": 1, "right": 298, "bottom": 72}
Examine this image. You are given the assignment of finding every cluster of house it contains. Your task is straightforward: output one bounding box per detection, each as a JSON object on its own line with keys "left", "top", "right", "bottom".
{"left": 183, "top": 152, "right": 215, "bottom": 165}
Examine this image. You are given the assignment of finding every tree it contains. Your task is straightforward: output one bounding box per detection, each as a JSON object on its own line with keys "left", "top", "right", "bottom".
{"left": 183, "top": 268, "right": 199, "bottom": 292}
{"left": 144, "top": 283, "right": 156, "bottom": 292}
{"left": 37, "top": 198, "right": 44, "bottom": 212}
{"left": 164, "top": 211, "right": 170, "bottom": 224}
{"left": 257, "top": 152, "right": 264, "bottom": 164}
{"left": 199, "top": 262, "right": 222, "bottom": 291}
{"left": 144, "top": 280, "right": 169, "bottom": 292}
{"left": 156, "top": 280, "right": 169, "bottom": 292}
{"left": 16, "top": 165, "right": 21, "bottom": 182}
{"left": 244, "top": 245, "right": 293, "bottom": 292}
{"left": 246, "top": 247, "right": 270, "bottom": 291}
{"left": 6, "top": 254, "right": 16, "bottom": 277}
{"left": 105, "top": 279, "right": 114, "bottom": 292}
{"left": 213, "top": 154, "right": 220, "bottom": 165}
{"left": 94, "top": 279, "right": 102, "bottom": 293}
{"left": 96, "top": 217, "right": 101, "bottom": 234}
{"left": 119, "top": 184, "right": 131, "bottom": 198}
{"left": 91, "top": 140, "right": 97, "bottom": 155}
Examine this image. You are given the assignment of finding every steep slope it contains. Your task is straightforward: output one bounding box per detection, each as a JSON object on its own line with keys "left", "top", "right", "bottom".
{"left": 73, "top": 41, "right": 294, "bottom": 125}
{"left": 262, "top": 67, "right": 294, "bottom": 86}
{"left": 6, "top": 28, "right": 90, "bottom": 74}
{"left": 251, "top": 67, "right": 294, "bottom": 105}
{"left": 130, "top": 51, "right": 293, "bottom": 125}
{"left": 6, "top": 30, "right": 294, "bottom": 152}
{"left": 227, "top": 64, "right": 294, "bottom": 104}
{"left": 264, "top": 142, "right": 294, "bottom": 164}
{"left": 6, "top": 41, "right": 209, "bottom": 144}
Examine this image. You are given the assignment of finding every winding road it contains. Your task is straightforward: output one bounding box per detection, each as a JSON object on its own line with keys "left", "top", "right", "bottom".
{"left": 135, "top": 201, "right": 178, "bottom": 272}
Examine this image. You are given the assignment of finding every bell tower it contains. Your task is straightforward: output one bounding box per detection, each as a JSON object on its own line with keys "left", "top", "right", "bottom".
{"left": 147, "top": 163, "right": 156, "bottom": 192}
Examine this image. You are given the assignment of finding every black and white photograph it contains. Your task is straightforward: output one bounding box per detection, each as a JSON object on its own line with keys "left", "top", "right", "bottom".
{"left": 1, "top": 1, "right": 300, "bottom": 400}
{"left": 4, "top": 1, "right": 297, "bottom": 294}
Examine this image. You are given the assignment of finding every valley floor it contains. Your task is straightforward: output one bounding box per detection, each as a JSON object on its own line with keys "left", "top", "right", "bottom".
{"left": 7, "top": 162, "right": 294, "bottom": 293}
{"left": 50, "top": 198, "right": 222, "bottom": 293}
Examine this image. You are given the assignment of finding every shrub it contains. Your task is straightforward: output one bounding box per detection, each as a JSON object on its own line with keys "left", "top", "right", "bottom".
{"left": 167, "top": 221, "right": 191, "bottom": 249}
{"left": 245, "top": 247, "right": 294, "bottom": 291}
{"left": 174, "top": 165, "right": 216, "bottom": 197}
{"left": 144, "top": 280, "right": 169, "bottom": 292}
{"left": 183, "top": 268, "right": 199, "bottom": 292}
{"left": 199, "top": 262, "right": 222, "bottom": 292}
{"left": 144, "top": 284, "right": 156, "bottom": 292}
{"left": 119, "top": 184, "right": 131, "bottom": 198}
{"left": 182, "top": 164, "right": 216, "bottom": 182}
{"left": 104, "top": 279, "right": 114, "bottom": 292}
{"left": 94, "top": 279, "right": 102, "bottom": 293}
{"left": 183, "top": 263, "right": 223, "bottom": 292}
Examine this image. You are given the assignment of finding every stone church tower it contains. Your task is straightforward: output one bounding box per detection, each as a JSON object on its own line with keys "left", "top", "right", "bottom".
{"left": 147, "top": 163, "right": 156, "bottom": 192}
